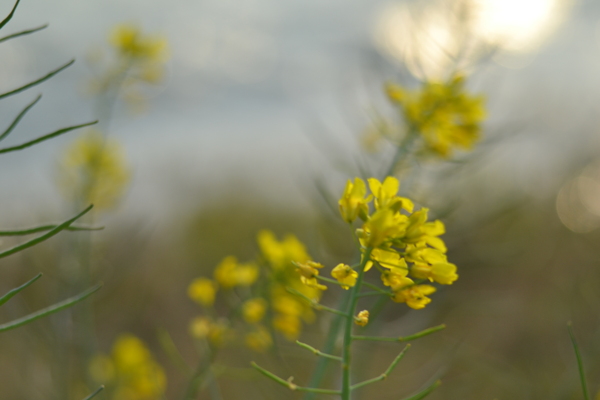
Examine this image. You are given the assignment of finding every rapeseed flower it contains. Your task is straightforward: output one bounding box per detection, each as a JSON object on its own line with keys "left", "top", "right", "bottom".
{"left": 242, "top": 298, "right": 267, "bottom": 324}
{"left": 331, "top": 263, "right": 358, "bottom": 289}
{"left": 386, "top": 75, "right": 485, "bottom": 158}
{"left": 213, "top": 256, "right": 259, "bottom": 288}
{"left": 110, "top": 24, "right": 167, "bottom": 63}
{"left": 245, "top": 326, "right": 273, "bottom": 352}
{"left": 187, "top": 277, "right": 217, "bottom": 306}
{"left": 355, "top": 310, "right": 369, "bottom": 327}
{"left": 57, "top": 130, "right": 130, "bottom": 210}
{"left": 339, "top": 178, "right": 372, "bottom": 223}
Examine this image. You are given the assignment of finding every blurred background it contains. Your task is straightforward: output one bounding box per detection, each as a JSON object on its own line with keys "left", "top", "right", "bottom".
{"left": 1, "top": 0, "right": 600, "bottom": 398}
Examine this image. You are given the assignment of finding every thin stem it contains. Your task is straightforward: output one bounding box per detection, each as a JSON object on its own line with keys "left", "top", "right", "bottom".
{"left": 0, "top": 273, "right": 42, "bottom": 306}
{"left": 341, "top": 247, "right": 372, "bottom": 400}
{"left": 82, "top": 385, "right": 104, "bottom": 400}
{"left": 361, "top": 281, "right": 392, "bottom": 296}
{"left": 352, "top": 324, "right": 446, "bottom": 342}
{"left": 402, "top": 379, "right": 442, "bottom": 400}
{"left": 251, "top": 362, "right": 341, "bottom": 395}
{"left": 158, "top": 328, "right": 192, "bottom": 375}
{"left": 350, "top": 344, "right": 410, "bottom": 390}
{"left": 567, "top": 322, "right": 590, "bottom": 400}
{"left": 286, "top": 287, "right": 349, "bottom": 317}
{"left": 296, "top": 340, "right": 343, "bottom": 362}
{"left": 357, "top": 291, "right": 387, "bottom": 298}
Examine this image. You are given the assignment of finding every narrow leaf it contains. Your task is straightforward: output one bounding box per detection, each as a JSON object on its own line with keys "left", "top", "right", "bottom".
{"left": 82, "top": 385, "right": 104, "bottom": 400}
{"left": 0, "top": 224, "right": 103, "bottom": 236}
{"left": 0, "top": 205, "right": 93, "bottom": 259}
{"left": 402, "top": 380, "right": 441, "bottom": 400}
{"left": 0, "top": 94, "right": 41, "bottom": 142}
{"left": 0, "top": 0, "right": 20, "bottom": 30}
{"left": 0, "top": 120, "right": 97, "bottom": 154}
{"left": 0, "top": 24, "right": 47, "bottom": 43}
{"left": 567, "top": 322, "right": 590, "bottom": 400}
{"left": 0, "top": 59, "right": 74, "bottom": 100}
{"left": 0, "top": 273, "right": 42, "bottom": 307}
{"left": 0, "top": 283, "right": 102, "bottom": 332}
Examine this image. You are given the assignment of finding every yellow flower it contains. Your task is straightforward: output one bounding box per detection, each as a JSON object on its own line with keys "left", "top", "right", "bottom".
{"left": 411, "top": 263, "right": 458, "bottom": 285}
{"left": 367, "top": 177, "right": 414, "bottom": 213}
{"left": 355, "top": 310, "right": 369, "bottom": 326}
{"left": 339, "top": 178, "right": 372, "bottom": 223}
{"left": 245, "top": 326, "right": 273, "bottom": 352}
{"left": 187, "top": 278, "right": 217, "bottom": 306}
{"left": 242, "top": 298, "right": 267, "bottom": 324}
{"left": 189, "top": 317, "right": 230, "bottom": 347}
{"left": 105, "top": 334, "right": 166, "bottom": 400}
{"left": 380, "top": 268, "right": 408, "bottom": 287}
{"left": 370, "top": 248, "right": 407, "bottom": 271}
{"left": 110, "top": 24, "right": 167, "bottom": 62}
{"left": 392, "top": 282, "right": 437, "bottom": 310}
{"left": 213, "top": 256, "right": 259, "bottom": 288}
{"left": 296, "top": 261, "right": 327, "bottom": 290}
{"left": 57, "top": 130, "right": 130, "bottom": 210}
{"left": 272, "top": 313, "right": 302, "bottom": 341}
{"left": 257, "top": 230, "right": 310, "bottom": 269}
{"left": 361, "top": 208, "right": 407, "bottom": 248}
{"left": 388, "top": 75, "right": 485, "bottom": 158}
{"left": 331, "top": 264, "right": 358, "bottom": 289}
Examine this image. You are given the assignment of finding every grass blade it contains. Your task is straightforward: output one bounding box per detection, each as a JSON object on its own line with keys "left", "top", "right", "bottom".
{"left": 567, "top": 322, "right": 590, "bottom": 400}
{"left": 0, "top": 24, "right": 47, "bottom": 43}
{"left": 0, "top": 273, "right": 42, "bottom": 307}
{"left": 0, "top": 95, "right": 41, "bottom": 142}
{"left": 0, "top": 283, "right": 102, "bottom": 332}
{"left": 0, "top": 120, "right": 97, "bottom": 154}
{"left": 0, "top": 224, "right": 103, "bottom": 236}
{"left": 0, "top": 205, "right": 93, "bottom": 259}
{"left": 82, "top": 385, "right": 105, "bottom": 400}
{"left": 0, "top": 59, "right": 74, "bottom": 100}
{"left": 0, "top": 0, "right": 20, "bottom": 30}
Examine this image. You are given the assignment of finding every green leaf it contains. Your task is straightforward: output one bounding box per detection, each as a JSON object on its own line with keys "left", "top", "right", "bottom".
{"left": 0, "top": 283, "right": 102, "bottom": 332}
{"left": 0, "top": 273, "right": 42, "bottom": 307}
{"left": 0, "top": 224, "right": 103, "bottom": 236}
{"left": 0, "top": 24, "right": 47, "bottom": 43}
{"left": 0, "top": 205, "right": 93, "bottom": 259}
{"left": 0, "top": 0, "right": 20, "bottom": 31}
{"left": 82, "top": 385, "right": 105, "bottom": 400}
{"left": 0, "top": 94, "right": 41, "bottom": 142}
{"left": 567, "top": 322, "right": 590, "bottom": 400}
{"left": 0, "top": 120, "right": 97, "bottom": 154}
{"left": 0, "top": 59, "right": 74, "bottom": 100}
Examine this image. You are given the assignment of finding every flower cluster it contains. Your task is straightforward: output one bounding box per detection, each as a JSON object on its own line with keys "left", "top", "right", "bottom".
{"left": 89, "top": 334, "right": 166, "bottom": 400}
{"left": 57, "top": 129, "right": 130, "bottom": 210}
{"left": 302, "top": 176, "right": 457, "bottom": 310}
{"left": 187, "top": 230, "right": 323, "bottom": 353}
{"left": 386, "top": 75, "right": 485, "bottom": 158}
{"left": 88, "top": 24, "right": 168, "bottom": 106}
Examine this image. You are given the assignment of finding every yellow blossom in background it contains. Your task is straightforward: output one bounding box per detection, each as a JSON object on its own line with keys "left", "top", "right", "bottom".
{"left": 245, "top": 326, "right": 273, "bottom": 352}
{"left": 386, "top": 75, "right": 485, "bottom": 158}
{"left": 187, "top": 277, "right": 217, "bottom": 306}
{"left": 355, "top": 310, "right": 369, "bottom": 327}
{"left": 331, "top": 264, "right": 357, "bottom": 289}
{"left": 110, "top": 24, "right": 167, "bottom": 63}
{"left": 257, "top": 230, "right": 310, "bottom": 269}
{"left": 89, "top": 334, "right": 166, "bottom": 400}
{"left": 339, "top": 178, "right": 372, "bottom": 223}
{"left": 57, "top": 130, "right": 130, "bottom": 210}
{"left": 189, "top": 317, "right": 231, "bottom": 347}
{"left": 242, "top": 298, "right": 267, "bottom": 324}
{"left": 213, "top": 256, "right": 259, "bottom": 288}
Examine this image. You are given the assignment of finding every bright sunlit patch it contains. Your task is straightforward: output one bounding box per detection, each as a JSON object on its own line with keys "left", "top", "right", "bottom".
{"left": 373, "top": 0, "right": 571, "bottom": 79}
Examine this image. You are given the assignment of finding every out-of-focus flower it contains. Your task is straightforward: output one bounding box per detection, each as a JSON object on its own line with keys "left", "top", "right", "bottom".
{"left": 257, "top": 230, "right": 310, "bottom": 269}
{"left": 89, "top": 334, "right": 166, "bottom": 400}
{"left": 57, "top": 129, "right": 130, "bottom": 210}
{"left": 242, "top": 298, "right": 267, "bottom": 324}
{"left": 386, "top": 75, "right": 486, "bottom": 158}
{"left": 110, "top": 24, "right": 167, "bottom": 63}
{"left": 189, "top": 317, "right": 231, "bottom": 347}
{"left": 245, "top": 326, "right": 273, "bottom": 352}
{"left": 213, "top": 256, "right": 259, "bottom": 288}
{"left": 331, "top": 264, "right": 358, "bottom": 290}
{"left": 187, "top": 278, "right": 217, "bottom": 306}
{"left": 355, "top": 310, "right": 369, "bottom": 326}
{"left": 339, "top": 178, "right": 372, "bottom": 223}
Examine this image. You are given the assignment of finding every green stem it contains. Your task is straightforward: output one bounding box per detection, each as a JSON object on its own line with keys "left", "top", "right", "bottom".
{"left": 252, "top": 362, "right": 341, "bottom": 395}
{"left": 350, "top": 344, "right": 410, "bottom": 390}
{"left": 296, "top": 340, "right": 343, "bottom": 362}
{"left": 402, "top": 379, "right": 442, "bottom": 400}
{"left": 352, "top": 324, "right": 446, "bottom": 342}
{"left": 341, "top": 247, "right": 372, "bottom": 400}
